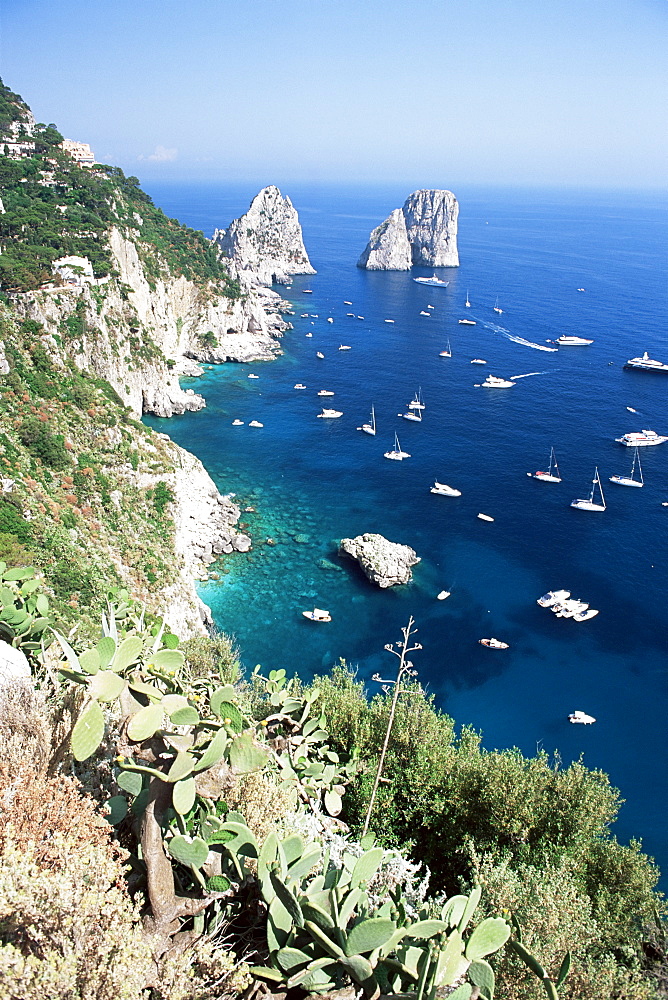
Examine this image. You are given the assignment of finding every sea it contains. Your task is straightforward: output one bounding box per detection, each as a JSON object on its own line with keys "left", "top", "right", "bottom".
{"left": 143, "top": 181, "right": 668, "bottom": 879}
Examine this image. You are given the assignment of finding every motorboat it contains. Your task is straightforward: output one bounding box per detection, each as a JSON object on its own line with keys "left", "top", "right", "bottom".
{"left": 293, "top": 384, "right": 307, "bottom": 389}
{"left": 431, "top": 482, "right": 461, "bottom": 497}
{"left": 477, "top": 513, "right": 494, "bottom": 522}
{"left": 537, "top": 589, "right": 570, "bottom": 607}
{"left": 577, "top": 288, "right": 586, "bottom": 292}
{"left": 327, "top": 317, "right": 334, "bottom": 324}
{"left": 357, "top": 405, "right": 376, "bottom": 436}
{"left": 610, "top": 447, "right": 643, "bottom": 487}
{"left": 527, "top": 447, "right": 562, "bottom": 482}
{"left": 346, "top": 312, "right": 355, "bottom": 317}
{"left": 317, "top": 390, "right": 335, "bottom": 396}
{"left": 623, "top": 352, "right": 668, "bottom": 372}
{"left": 303, "top": 289, "right": 313, "bottom": 294}
{"left": 571, "top": 467, "right": 606, "bottom": 511}
{"left": 247, "top": 373, "right": 259, "bottom": 379}
{"left": 413, "top": 274, "right": 449, "bottom": 287}
{"left": 471, "top": 359, "right": 487, "bottom": 364}
{"left": 419, "top": 311, "right": 431, "bottom": 316}
{"left": 303, "top": 608, "right": 331, "bottom": 622}
{"left": 305, "top": 332, "right": 313, "bottom": 337}
{"left": 479, "top": 638, "right": 509, "bottom": 649}
{"left": 555, "top": 335, "right": 593, "bottom": 345}
{"left": 316, "top": 352, "right": 325, "bottom": 359}
{"left": 384, "top": 432, "right": 410, "bottom": 461}
{"left": 439, "top": 340, "right": 452, "bottom": 358}
{"left": 427, "top": 305, "right": 434, "bottom": 309}
{"left": 344, "top": 300, "right": 352, "bottom": 305}
{"left": 478, "top": 375, "right": 515, "bottom": 388}
{"left": 569, "top": 710, "right": 595, "bottom": 724}
{"left": 384, "top": 319, "right": 395, "bottom": 323}
{"left": 459, "top": 318, "right": 476, "bottom": 325}
{"left": 317, "top": 408, "right": 343, "bottom": 418}
{"left": 339, "top": 345, "right": 352, "bottom": 350}
{"left": 493, "top": 298, "right": 503, "bottom": 314}
{"left": 300, "top": 313, "right": 309, "bottom": 318}
{"left": 615, "top": 429, "right": 667, "bottom": 447}
{"left": 232, "top": 419, "right": 244, "bottom": 426}
{"left": 553, "top": 599, "right": 589, "bottom": 618}
{"left": 248, "top": 420, "right": 264, "bottom": 428}
{"left": 437, "top": 590, "right": 451, "bottom": 600}
{"left": 573, "top": 608, "right": 599, "bottom": 622}
{"left": 357, "top": 315, "right": 365, "bottom": 320}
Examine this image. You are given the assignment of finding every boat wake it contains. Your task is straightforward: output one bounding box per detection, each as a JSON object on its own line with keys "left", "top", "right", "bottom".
{"left": 479, "top": 321, "right": 510, "bottom": 334}
{"left": 505, "top": 333, "right": 558, "bottom": 352}
{"left": 511, "top": 372, "right": 546, "bottom": 380}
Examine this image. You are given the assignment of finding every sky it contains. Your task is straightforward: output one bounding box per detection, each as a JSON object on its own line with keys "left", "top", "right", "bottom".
{"left": 1, "top": 0, "right": 667, "bottom": 189}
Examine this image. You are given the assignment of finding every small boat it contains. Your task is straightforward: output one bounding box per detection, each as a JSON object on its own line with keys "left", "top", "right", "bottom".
{"left": 300, "top": 313, "right": 309, "bottom": 318}
{"left": 408, "top": 389, "right": 425, "bottom": 410}
{"left": 528, "top": 447, "right": 562, "bottom": 482}
{"left": 623, "top": 352, "right": 668, "bottom": 372}
{"left": 431, "top": 482, "right": 461, "bottom": 496}
{"left": 573, "top": 608, "right": 599, "bottom": 622}
{"left": 305, "top": 332, "right": 313, "bottom": 337}
{"left": 477, "top": 513, "right": 494, "bottom": 522}
{"left": 346, "top": 312, "right": 355, "bottom": 316}
{"left": 556, "top": 335, "right": 593, "bottom": 345}
{"left": 439, "top": 340, "right": 452, "bottom": 358}
{"left": 357, "top": 405, "right": 376, "bottom": 436}
{"left": 303, "top": 289, "right": 313, "bottom": 294}
{"left": 571, "top": 467, "right": 606, "bottom": 511}
{"left": 303, "top": 608, "right": 331, "bottom": 622}
{"left": 339, "top": 345, "right": 352, "bottom": 351}
{"left": 327, "top": 317, "right": 334, "bottom": 324}
{"left": 537, "top": 589, "right": 570, "bottom": 607}
{"left": 459, "top": 318, "right": 476, "bottom": 326}
{"left": 615, "top": 429, "right": 667, "bottom": 447}
{"left": 384, "top": 319, "right": 395, "bottom": 323}
{"left": 478, "top": 375, "right": 515, "bottom": 388}
{"left": 479, "top": 638, "right": 509, "bottom": 649}
{"left": 317, "top": 390, "right": 335, "bottom": 396}
{"left": 248, "top": 420, "right": 264, "bottom": 428}
{"left": 384, "top": 432, "right": 410, "bottom": 461}
{"left": 493, "top": 298, "right": 503, "bottom": 314}
{"left": 401, "top": 408, "right": 422, "bottom": 422}
{"left": 232, "top": 419, "right": 244, "bottom": 426}
{"left": 577, "top": 288, "right": 586, "bottom": 292}
{"left": 413, "top": 274, "right": 449, "bottom": 287}
{"left": 610, "top": 447, "right": 643, "bottom": 487}
{"left": 465, "top": 290, "right": 471, "bottom": 308}
{"left": 569, "top": 710, "right": 595, "bottom": 724}
{"left": 471, "top": 359, "right": 487, "bottom": 364}
{"left": 317, "top": 408, "right": 343, "bottom": 418}
{"left": 316, "top": 352, "right": 325, "bottom": 359}
{"left": 427, "top": 304, "right": 434, "bottom": 309}
{"left": 553, "top": 599, "right": 589, "bottom": 618}
{"left": 437, "top": 590, "right": 451, "bottom": 600}
{"left": 247, "top": 374, "right": 259, "bottom": 379}
{"left": 627, "top": 407, "right": 637, "bottom": 413}
{"left": 310, "top": 314, "right": 319, "bottom": 318}
{"left": 344, "top": 300, "right": 352, "bottom": 305}
{"left": 357, "top": 316, "right": 365, "bottom": 320}
{"left": 419, "top": 311, "right": 431, "bottom": 316}
{"left": 293, "top": 384, "right": 306, "bottom": 389}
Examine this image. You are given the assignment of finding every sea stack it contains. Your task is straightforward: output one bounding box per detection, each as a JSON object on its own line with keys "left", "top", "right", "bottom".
{"left": 339, "top": 533, "right": 420, "bottom": 588}
{"left": 358, "top": 189, "right": 459, "bottom": 270}
{"left": 213, "top": 185, "right": 315, "bottom": 286}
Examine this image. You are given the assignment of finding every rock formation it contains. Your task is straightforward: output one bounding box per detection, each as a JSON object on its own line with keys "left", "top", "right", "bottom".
{"left": 213, "top": 185, "right": 315, "bottom": 287}
{"left": 358, "top": 189, "right": 459, "bottom": 270}
{"left": 339, "top": 533, "right": 420, "bottom": 588}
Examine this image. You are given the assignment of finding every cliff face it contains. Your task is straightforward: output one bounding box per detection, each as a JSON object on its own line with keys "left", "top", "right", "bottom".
{"left": 358, "top": 189, "right": 459, "bottom": 270}
{"left": 213, "top": 185, "right": 315, "bottom": 287}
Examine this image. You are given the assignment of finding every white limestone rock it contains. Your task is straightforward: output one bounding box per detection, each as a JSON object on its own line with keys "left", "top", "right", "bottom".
{"left": 0, "top": 640, "right": 31, "bottom": 690}
{"left": 213, "top": 185, "right": 315, "bottom": 287}
{"left": 339, "top": 533, "right": 420, "bottom": 588}
{"left": 358, "top": 189, "right": 459, "bottom": 270}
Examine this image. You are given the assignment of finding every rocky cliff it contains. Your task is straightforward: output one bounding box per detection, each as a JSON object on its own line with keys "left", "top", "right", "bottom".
{"left": 213, "top": 185, "right": 315, "bottom": 287}
{"left": 358, "top": 189, "right": 459, "bottom": 270}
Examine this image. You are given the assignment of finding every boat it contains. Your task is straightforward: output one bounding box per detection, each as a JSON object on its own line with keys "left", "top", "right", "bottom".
{"left": 247, "top": 374, "right": 259, "bottom": 379}
{"left": 338, "top": 345, "right": 351, "bottom": 350}
{"left": 384, "top": 432, "right": 410, "bottom": 461}
{"left": 384, "top": 319, "right": 395, "bottom": 323}
{"left": 303, "top": 289, "right": 313, "bottom": 293}
{"left": 316, "top": 352, "right": 325, "bottom": 359}
{"left": 471, "top": 359, "right": 487, "bottom": 364}
{"left": 401, "top": 407, "right": 422, "bottom": 422}
{"left": 610, "top": 447, "right": 643, "bottom": 487}
{"left": 615, "top": 429, "right": 667, "bottom": 447}
{"left": 327, "top": 317, "right": 334, "bottom": 324}
{"left": 357, "top": 405, "right": 376, "bottom": 436}
{"left": 569, "top": 710, "right": 595, "bottom": 724}
{"left": 305, "top": 332, "right": 313, "bottom": 337}
{"left": 527, "top": 447, "right": 562, "bottom": 482}
{"left": 439, "top": 340, "right": 452, "bottom": 358}
{"left": 478, "top": 375, "right": 515, "bottom": 388}
{"left": 293, "top": 384, "right": 306, "bottom": 389}
{"left": 627, "top": 407, "right": 637, "bottom": 413}
{"left": 317, "top": 390, "right": 335, "bottom": 396}
{"left": 408, "top": 389, "right": 425, "bottom": 411}
{"left": 232, "top": 419, "right": 244, "bottom": 426}
{"left": 303, "top": 608, "right": 331, "bottom": 622}
{"left": 623, "top": 352, "right": 668, "bottom": 372}
{"left": 537, "top": 589, "right": 570, "bottom": 607}
{"left": 300, "top": 313, "right": 309, "bottom": 318}
{"left": 573, "top": 608, "right": 600, "bottom": 622}
{"left": 459, "top": 318, "right": 476, "bottom": 325}
{"left": 437, "top": 590, "right": 451, "bottom": 600}
{"left": 571, "top": 467, "right": 606, "bottom": 511}
{"left": 431, "top": 482, "right": 461, "bottom": 496}
{"left": 465, "top": 290, "right": 471, "bottom": 308}
{"left": 553, "top": 599, "right": 589, "bottom": 618}
{"left": 555, "top": 335, "right": 593, "bottom": 345}
{"left": 357, "top": 316, "right": 364, "bottom": 320}
{"left": 577, "top": 288, "right": 586, "bottom": 292}
{"left": 479, "top": 638, "right": 509, "bottom": 649}
{"left": 317, "top": 408, "right": 343, "bottom": 418}
{"left": 248, "top": 420, "right": 264, "bottom": 428}
{"left": 477, "top": 513, "right": 494, "bottom": 522}
{"left": 344, "top": 300, "right": 352, "bottom": 305}
{"left": 346, "top": 312, "right": 355, "bottom": 316}
{"left": 419, "top": 311, "right": 431, "bottom": 316}
{"left": 493, "top": 298, "right": 503, "bottom": 314}
{"left": 413, "top": 274, "right": 449, "bottom": 287}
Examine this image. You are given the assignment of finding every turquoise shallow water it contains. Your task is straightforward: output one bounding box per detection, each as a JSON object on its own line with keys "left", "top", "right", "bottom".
{"left": 144, "top": 182, "right": 668, "bottom": 876}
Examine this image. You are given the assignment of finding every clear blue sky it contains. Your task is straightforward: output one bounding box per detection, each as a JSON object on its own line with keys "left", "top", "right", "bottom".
{"left": 2, "top": 0, "right": 666, "bottom": 189}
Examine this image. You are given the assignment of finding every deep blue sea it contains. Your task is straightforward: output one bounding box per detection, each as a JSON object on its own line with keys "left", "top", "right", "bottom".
{"left": 144, "top": 181, "right": 668, "bottom": 878}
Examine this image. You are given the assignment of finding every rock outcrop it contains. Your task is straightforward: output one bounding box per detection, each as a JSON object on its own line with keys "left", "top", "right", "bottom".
{"left": 0, "top": 640, "right": 31, "bottom": 692}
{"left": 339, "top": 533, "right": 420, "bottom": 588}
{"left": 358, "top": 189, "right": 459, "bottom": 270}
{"left": 213, "top": 186, "right": 315, "bottom": 287}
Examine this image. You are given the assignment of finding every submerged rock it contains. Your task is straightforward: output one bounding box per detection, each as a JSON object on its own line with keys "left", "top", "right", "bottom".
{"left": 358, "top": 189, "right": 459, "bottom": 270}
{"left": 339, "top": 533, "right": 420, "bottom": 588}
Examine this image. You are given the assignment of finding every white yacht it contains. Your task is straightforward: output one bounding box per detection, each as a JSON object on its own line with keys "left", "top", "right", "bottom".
{"left": 303, "top": 608, "right": 331, "bottom": 622}
{"left": 402, "top": 408, "right": 422, "bottom": 422}
{"left": 317, "top": 408, "right": 343, "bottom": 418}
{"left": 431, "top": 482, "right": 461, "bottom": 497}
{"left": 478, "top": 374, "right": 515, "bottom": 388}
{"left": 527, "top": 447, "right": 562, "bottom": 482}
{"left": 317, "top": 390, "right": 335, "bottom": 396}
{"left": 571, "top": 467, "right": 606, "bottom": 511}
{"left": 493, "top": 298, "right": 503, "bottom": 314}
{"left": 556, "top": 335, "right": 593, "bottom": 345}
{"left": 459, "top": 318, "right": 476, "bottom": 325}
{"left": 339, "top": 345, "right": 352, "bottom": 350}
{"left": 537, "top": 589, "right": 570, "bottom": 607}
{"left": 316, "top": 352, "right": 325, "bottom": 359}
{"left": 408, "top": 389, "right": 425, "bottom": 410}
{"left": 357, "top": 405, "right": 376, "bottom": 436}
{"left": 610, "top": 447, "right": 643, "bottom": 487}
{"left": 573, "top": 608, "right": 599, "bottom": 622}
{"left": 553, "top": 599, "right": 589, "bottom": 618}
{"left": 615, "top": 429, "right": 667, "bottom": 447}
{"left": 471, "top": 359, "right": 487, "bottom": 364}
{"left": 384, "top": 432, "right": 410, "bottom": 460}
{"left": 413, "top": 274, "right": 449, "bottom": 287}
{"left": 623, "top": 352, "right": 668, "bottom": 372}
{"left": 439, "top": 340, "right": 452, "bottom": 358}
{"left": 569, "top": 710, "right": 596, "bottom": 724}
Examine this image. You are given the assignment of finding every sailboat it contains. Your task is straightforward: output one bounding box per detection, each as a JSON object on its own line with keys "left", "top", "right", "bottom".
{"left": 439, "top": 340, "right": 452, "bottom": 357}
{"left": 408, "top": 388, "right": 425, "bottom": 410}
{"left": 357, "top": 405, "right": 376, "bottom": 436}
{"left": 527, "top": 447, "right": 562, "bottom": 482}
{"left": 570, "top": 467, "right": 606, "bottom": 511}
{"left": 384, "top": 432, "right": 410, "bottom": 461}
{"left": 493, "top": 297, "right": 503, "bottom": 314}
{"left": 609, "top": 447, "right": 643, "bottom": 487}
{"left": 465, "top": 290, "right": 471, "bottom": 308}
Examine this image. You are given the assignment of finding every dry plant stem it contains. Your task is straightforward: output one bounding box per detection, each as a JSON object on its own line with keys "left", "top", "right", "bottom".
{"left": 362, "top": 616, "right": 421, "bottom": 838}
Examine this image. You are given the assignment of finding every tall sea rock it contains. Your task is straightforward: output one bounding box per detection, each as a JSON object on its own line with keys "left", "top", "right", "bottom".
{"left": 358, "top": 189, "right": 459, "bottom": 270}
{"left": 213, "top": 185, "right": 315, "bottom": 287}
